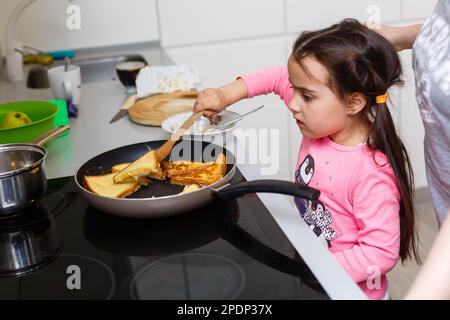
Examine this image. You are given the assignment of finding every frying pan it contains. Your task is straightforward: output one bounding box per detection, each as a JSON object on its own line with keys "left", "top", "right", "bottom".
{"left": 75, "top": 139, "right": 319, "bottom": 218}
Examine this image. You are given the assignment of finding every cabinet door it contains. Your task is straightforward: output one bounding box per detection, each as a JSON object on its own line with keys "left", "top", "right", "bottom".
{"left": 4, "top": 0, "right": 159, "bottom": 51}
{"left": 166, "top": 37, "right": 295, "bottom": 181}
{"left": 158, "top": 0, "right": 284, "bottom": 47}
{"left": 286, "top": 0, "right": 401, "bottom": 32}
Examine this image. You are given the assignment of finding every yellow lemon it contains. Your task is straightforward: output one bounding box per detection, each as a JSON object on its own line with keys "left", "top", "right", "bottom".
{"left": 1, "top": 112, "right": 33, "bottom": 129}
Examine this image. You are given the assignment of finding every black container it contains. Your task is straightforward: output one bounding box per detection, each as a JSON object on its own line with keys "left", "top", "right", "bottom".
{"left": 115, "top": 61, "right": 146, "bottom": 92}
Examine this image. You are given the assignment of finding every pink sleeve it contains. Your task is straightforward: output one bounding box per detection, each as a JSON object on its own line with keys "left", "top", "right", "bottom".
{"left": 333, "top": 167, "right": 401, "bottom": 283}
{"left": 239, "top": 65, "right": 293, "bottom": 105}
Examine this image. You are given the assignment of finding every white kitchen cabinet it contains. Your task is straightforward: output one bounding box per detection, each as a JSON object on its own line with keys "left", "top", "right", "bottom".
{"left": 401, "top": 0, "right": 438, "bottom": 21}
{"left": 286, "top": 0, "right": 401, "bottom": 33}
{"left": 157, "top": 0, "right": 284, "bottom": 47}
{"left": 166, "top": 36, "right": 295, "bottom": 181}
{"left": 0, "top": 0, "right": 160, "bottom": 51}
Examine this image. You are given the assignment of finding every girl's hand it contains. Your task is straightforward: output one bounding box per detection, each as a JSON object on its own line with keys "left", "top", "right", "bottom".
{"left": 194, "top": 79, "right": 248, "bottom": 123}
{"left": 194, "top": 88, "right": 228, "bottom": 121}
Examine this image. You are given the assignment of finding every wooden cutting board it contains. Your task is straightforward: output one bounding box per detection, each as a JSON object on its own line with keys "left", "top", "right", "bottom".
{"left": 128, "top": 91, "right": 199, "bottom": 126}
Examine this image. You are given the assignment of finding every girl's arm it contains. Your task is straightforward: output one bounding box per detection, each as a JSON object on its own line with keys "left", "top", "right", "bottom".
{"left": 194, "top": 65, "right": 292, "bottom": 119}
{"left": 405, "top": 210, "right": 450, "bottom": 300}
{"left": 369, "top": 23, "right": 423, "bottom": 51}
{"left": 333, "top": 167, "right": 401, "bottom": 284}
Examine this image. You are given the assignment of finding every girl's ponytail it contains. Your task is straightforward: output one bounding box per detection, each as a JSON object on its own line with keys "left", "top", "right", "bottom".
{"left": 368, "top": 96, "right": 420, "bottom": 263}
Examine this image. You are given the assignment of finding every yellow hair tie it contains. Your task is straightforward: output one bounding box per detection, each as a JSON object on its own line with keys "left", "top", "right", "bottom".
{"left": 375, "top": 94, "right": 388, "bottom": 104}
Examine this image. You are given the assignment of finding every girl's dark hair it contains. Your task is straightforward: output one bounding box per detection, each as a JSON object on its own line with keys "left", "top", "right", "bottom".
{"left": 292, "top": 19, "right": 420, "bottom": 263}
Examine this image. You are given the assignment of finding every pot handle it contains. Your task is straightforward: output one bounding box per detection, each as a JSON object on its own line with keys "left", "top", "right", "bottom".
{"left": 31, "top": 125, "right": 70, "bottom": 146}
{"left": 216, "top": 179, "right": 320, "bottom": 201}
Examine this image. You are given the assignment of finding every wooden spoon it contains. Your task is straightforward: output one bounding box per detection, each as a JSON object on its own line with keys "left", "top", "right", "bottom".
{"left": 155, "top": 111, "right": 204, "bottom": 161}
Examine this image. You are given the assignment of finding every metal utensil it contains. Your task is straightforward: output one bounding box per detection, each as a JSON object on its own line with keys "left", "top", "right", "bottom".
{"left": 109, "top": 92, "right": 162, "bottom": 124}
{"left": 64, "top": 57, "right": 70, "bottom": 72}
{"left": 109, "top": 93, "right": 139, "bottom": 124}
{"left": 215, "top": 105, "right": 264, "bottom": 130}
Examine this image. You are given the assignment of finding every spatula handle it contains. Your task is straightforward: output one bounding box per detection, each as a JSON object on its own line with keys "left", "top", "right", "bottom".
{"left": 171, "top": 111, "right": 204, "bottom": 140}
{"left": 155, "top": 111, "right": 204, "bottom": 161}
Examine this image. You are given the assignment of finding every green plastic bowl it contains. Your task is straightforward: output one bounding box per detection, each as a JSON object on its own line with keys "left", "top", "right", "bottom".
{"left": 0, "top": 101, "right": 58, "bottom": 144}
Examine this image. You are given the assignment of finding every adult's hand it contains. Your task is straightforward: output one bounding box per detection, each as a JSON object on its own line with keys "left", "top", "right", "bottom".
{"left": 365, "top": 22, "right": 423, "bottom": 51}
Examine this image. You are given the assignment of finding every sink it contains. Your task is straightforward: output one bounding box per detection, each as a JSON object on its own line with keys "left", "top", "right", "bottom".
{"left": 60, "top": 54, "right": 147, "bottom": 84}
{"left": 26, "top": 54, "right": 148, "bottom": 88}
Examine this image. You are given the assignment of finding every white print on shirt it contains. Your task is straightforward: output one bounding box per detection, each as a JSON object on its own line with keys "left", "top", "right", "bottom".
{"left": 299, "top": 155, "right": 314, "bottom": 185}
{"left": 433, "top": 59, "right": 450, "bottom": 95}
{"left": 414, "top": 13, "right": 450, "bottom": 123}
{"left": 295, "top": 154, "right": 338, "bottom": 247}
{"left": 415, "top": 73, "right": 437, "bottom": 123}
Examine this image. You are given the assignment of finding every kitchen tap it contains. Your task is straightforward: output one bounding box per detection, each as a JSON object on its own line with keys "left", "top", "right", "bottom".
{"left": 3, "top": 0, "right": 38, "bottom": 82}
{"left": 2, "top": 0, "right": 74, "bottom": 82}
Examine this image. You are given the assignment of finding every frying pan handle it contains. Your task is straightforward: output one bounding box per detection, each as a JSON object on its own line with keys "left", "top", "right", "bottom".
{"left": 216, "top": 180, "right": 320, "bottom": 201}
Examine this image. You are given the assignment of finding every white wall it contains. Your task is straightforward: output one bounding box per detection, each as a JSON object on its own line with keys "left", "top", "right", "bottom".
{"left": 0, "top": 0, "right": 159, "bottom": 52}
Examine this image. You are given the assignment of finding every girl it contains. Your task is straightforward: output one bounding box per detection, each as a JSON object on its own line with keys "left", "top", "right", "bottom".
{"left": 194, "top": 19, "right": 420, "bottom": 300}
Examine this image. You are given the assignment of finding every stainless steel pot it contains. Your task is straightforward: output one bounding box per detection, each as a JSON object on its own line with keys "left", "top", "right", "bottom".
{"left": 0, "top": 125, "right": 70, "bottom": 216}
{"left": 0, "top": 204, "right": 61, "bottom": 277}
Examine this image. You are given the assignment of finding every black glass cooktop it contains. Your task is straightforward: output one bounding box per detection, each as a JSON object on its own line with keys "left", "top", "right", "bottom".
{"left": 0, "top": 169, "right": 328, "bottom": 300}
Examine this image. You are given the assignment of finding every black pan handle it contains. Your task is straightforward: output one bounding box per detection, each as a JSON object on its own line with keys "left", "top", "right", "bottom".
{"left": 216, "top": 180, "right": 320, "bottom": 201}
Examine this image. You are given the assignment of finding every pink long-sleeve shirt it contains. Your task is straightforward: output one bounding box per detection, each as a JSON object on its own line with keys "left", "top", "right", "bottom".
{"left": 240, "top": 66, "right": 401, "bottom": 300}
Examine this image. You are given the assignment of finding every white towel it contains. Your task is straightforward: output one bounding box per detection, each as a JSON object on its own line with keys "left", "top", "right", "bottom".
{"left": 136, "top": 65, "right": 202, "bottom": 98}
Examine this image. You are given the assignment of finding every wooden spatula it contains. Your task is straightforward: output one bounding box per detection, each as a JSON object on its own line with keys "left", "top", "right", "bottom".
{"left": 155, "top": 111, "right": 204, "bottom": 161}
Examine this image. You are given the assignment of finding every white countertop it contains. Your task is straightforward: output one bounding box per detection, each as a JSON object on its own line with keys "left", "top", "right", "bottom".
{"left": 0, "top": 42, "right": 365, "bottom": 300}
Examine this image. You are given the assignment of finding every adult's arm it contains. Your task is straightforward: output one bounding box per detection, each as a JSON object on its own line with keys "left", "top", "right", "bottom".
{"left": 405, "top": 209, "right": 450, "bottom": 299}
{"left": 367, "top": 23, "right": 423, "bottom": 51}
